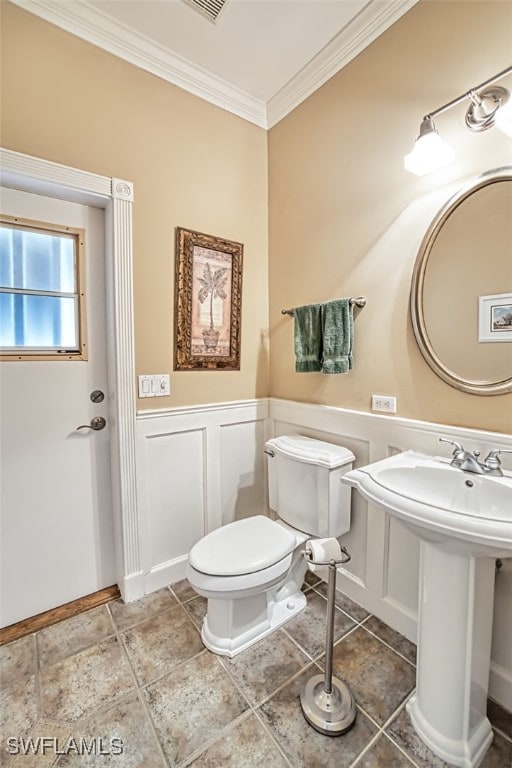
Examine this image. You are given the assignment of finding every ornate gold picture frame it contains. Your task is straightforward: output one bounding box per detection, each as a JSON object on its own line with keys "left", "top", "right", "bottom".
{"left": 174, "top": 227, "right": 243, "bottom": 370}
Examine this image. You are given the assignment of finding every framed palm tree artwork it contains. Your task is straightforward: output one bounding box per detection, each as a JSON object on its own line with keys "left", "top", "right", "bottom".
{"left": 174, "top": 227, "right": 243, "bottom": 370}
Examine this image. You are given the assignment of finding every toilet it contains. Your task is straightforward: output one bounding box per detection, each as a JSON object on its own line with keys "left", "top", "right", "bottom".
{"left": 186, "top": 434, "right": 355, "bottom": 657}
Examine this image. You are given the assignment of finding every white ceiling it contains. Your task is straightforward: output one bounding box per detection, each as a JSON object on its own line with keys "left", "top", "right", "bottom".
{"left": 12, "top": 0, "right": 418, "bottom": 127}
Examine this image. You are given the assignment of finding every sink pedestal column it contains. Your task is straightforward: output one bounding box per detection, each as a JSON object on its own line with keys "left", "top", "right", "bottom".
{"left": 406, "top": 540, "right": 495, "bottom": 768}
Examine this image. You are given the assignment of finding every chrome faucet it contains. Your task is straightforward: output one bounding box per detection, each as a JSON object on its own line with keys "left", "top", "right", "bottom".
{"left": 482, "top": 448, "right": 512, "bottom": 476}
{"left": 439, "top": 438, "right": 512, "bottom": 477}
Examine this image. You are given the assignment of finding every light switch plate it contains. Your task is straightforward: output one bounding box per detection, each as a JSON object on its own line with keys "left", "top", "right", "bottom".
{"left": 138, "top": 374, "right": 170, "bottom": 398}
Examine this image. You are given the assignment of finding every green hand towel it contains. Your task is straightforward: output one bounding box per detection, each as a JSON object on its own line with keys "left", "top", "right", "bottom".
{"left": 294, "top": 303, "right": 323, "bottom": 372}
{"left": 321, "top": 298, "right": 354, "bottom": 374}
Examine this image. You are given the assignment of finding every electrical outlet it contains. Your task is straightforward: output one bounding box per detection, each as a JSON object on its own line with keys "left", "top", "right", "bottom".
{"left": 372, "top": 394, "right": 397, "bottom": 413}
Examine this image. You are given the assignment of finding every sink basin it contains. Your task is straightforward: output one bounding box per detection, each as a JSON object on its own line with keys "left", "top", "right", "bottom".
{"left": 343, "top": 448, "right": 512, "bottom": 768}
{"left": 346, "top": 450, "right": 512, "bottom": 557}
{"left": 374, "top": 465, "right": 511, "bottom": 519}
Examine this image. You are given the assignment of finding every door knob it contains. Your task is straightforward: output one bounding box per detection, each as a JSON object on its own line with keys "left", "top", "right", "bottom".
{"left": 76, "top": 416, "right": 107, "bottom": 432}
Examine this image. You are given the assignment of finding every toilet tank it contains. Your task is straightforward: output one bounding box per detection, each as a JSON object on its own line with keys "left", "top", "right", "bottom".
{"left": 265, "top": 435, "right": 355, "bottom": 538}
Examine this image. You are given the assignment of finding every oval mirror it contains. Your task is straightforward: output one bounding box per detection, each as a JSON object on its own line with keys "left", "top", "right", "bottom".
{"left": 410, "top": 166, "right": 512, "bottom": 395}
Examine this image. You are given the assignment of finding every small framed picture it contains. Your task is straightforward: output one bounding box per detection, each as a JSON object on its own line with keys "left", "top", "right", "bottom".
{"left": 478, "top": 293, "right": 512, "bottom": 342}
{"left": 174, "top": 227, "right": 243, "bottom": 370}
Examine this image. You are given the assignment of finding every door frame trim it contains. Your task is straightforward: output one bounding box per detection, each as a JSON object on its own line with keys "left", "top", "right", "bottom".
{"left": 0, "top": 148, "right": 143, "bottom": 602}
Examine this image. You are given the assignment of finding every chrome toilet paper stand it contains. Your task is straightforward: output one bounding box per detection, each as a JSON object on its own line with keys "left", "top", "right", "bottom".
{"left": 300, "top": 545, "right": 357, "bottom": 736}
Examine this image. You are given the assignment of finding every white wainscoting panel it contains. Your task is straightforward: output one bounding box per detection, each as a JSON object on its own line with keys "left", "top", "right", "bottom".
{"left": 145, "top": 428, "right": 205, "bottom": 569}
{"left": 135, "top": 396, "right": 511, "bottom": 710}
{"left": 269, "top": 398, "right": 512, "bottom": 710}
{"left": 136, "top": 400, "right": 268, "bottom": 593}
{"left": 386, "top": 516, "right": 420, "bottom": 615}
{"left": 220, "top": 419, "right": 267, "bottom": 525}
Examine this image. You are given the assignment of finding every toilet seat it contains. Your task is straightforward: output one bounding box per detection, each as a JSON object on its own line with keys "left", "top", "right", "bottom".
{"left": 187, "top": 553, "right": 293, "bottom": 597}
{"left": 189, "top": 515, "right": 296, "bottom": 576}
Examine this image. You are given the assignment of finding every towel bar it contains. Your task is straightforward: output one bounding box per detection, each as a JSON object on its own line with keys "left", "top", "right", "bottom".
{"left": 281, "top": 296, "right": 366, "bottom": 317}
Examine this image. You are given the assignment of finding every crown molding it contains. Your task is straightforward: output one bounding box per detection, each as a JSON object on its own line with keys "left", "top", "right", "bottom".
{"left": 10, "top": 0, "right": 268, "bottom": 127}
{"left": 267, "top": 0, "right": 419, "bottom": 127}
{"left": 11, "top": 0, "right": 418, "bottom": 129}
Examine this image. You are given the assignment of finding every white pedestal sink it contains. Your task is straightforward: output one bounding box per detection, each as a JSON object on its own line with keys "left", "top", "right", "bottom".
{"left": 343, "top": 450, "right": 512, "bottom": 768}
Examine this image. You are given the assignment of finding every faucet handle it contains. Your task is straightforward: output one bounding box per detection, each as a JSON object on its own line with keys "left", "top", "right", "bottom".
{"left": 439, "top": 437, "right": 464, "bottom": 456}
{"left": 484, "top": 448, "right": 512, "bottom": 470}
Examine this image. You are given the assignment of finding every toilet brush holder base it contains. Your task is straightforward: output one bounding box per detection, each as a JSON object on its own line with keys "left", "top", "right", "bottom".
{"left": 300, "top": 674, "right": 356, "bottom": 736}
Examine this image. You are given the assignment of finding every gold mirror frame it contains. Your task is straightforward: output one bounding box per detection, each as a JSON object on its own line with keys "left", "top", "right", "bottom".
{"left": 410, "top": 166, "right": 512, "bottom": 396}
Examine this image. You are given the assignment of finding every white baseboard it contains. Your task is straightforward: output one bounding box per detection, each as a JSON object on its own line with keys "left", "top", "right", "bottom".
{"left": 489, "top": 662, "right": 512, "bottom": 712}
{"left": 145, "top": 556, "right": 189, "bottom": 594}
{"left": 118, "top": 571, "right": 145, "bottom": 604}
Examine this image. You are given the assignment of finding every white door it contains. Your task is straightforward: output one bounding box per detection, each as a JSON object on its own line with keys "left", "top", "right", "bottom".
{"left": 0, "top": 187, "right": 116, "bottom": 627}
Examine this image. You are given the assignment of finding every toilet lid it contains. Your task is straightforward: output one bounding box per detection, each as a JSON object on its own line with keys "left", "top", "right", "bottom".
{"left": 189, "top": 515, "right": 296, "bottom": 576}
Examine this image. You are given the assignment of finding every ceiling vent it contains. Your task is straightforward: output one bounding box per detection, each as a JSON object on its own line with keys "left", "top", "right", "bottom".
{"left": 180, "top": 0, "right": 229, "bottom": 24}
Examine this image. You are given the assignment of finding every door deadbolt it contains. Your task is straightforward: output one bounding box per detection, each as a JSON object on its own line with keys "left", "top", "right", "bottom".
{"left": 90, "top": 389, "right": 105, "bottom": 403}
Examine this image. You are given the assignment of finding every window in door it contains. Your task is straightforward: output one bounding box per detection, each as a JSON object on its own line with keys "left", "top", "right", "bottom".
{"left": 0, "top": 215, "right": 87, "bottom": 360}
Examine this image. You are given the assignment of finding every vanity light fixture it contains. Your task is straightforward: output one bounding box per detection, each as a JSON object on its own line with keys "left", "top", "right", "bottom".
{"left": 404, "top": 66, "right": 512, "bottom": 176}
{"left": 494, "top": 95, "right": 512, "bottom": 137}
{"left": 404, "top": 116, "right": 455, "bottom": 176}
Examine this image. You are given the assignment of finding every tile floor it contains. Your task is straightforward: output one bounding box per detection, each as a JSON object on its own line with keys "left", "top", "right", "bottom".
{"left": 1, "top": 572, "right": 511, "bottom": 767}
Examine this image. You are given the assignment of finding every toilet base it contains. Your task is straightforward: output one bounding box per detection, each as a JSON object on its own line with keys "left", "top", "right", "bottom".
{"left": 201, "top": 586, "right": 307, "bottom": 657}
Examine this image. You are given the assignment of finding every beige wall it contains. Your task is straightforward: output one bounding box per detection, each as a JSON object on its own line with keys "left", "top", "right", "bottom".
{"left": 0, "top": 2, "right": 269, "bottom": 408}
{"left": 268, "top": 0, "right": 512, "bottom": 433}
{"left": 2, "top": 1, "right": 512, "bottom": 432}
